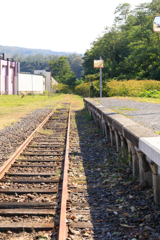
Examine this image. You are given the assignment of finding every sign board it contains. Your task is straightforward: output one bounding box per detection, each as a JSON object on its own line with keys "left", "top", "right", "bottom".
{"left": 153, "top": 15, "right": 160, "bottom": 33}
{"left": 94, "top": 60, "right": 103, "bottom": 68}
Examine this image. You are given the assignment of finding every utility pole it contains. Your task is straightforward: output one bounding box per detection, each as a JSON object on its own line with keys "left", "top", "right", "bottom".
{"left": 31, "top": 75, "right": 34, "bottom": 98}
{"left": 100, "top": 56, "right": 102, "bottom": 98}
{"left": 89, "top": 77, "right": 90, "bottom": 97}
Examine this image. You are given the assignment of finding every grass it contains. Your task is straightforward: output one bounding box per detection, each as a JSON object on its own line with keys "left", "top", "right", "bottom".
{"left": 111, "top": 106, "right": 118, "bottom": 108}
{"left": 83, "top": 111, "right": 94, "bottom": 121}
{"left": 155, "top": 131, "right": 160, "bottom": 135}
{"left": 113, "top": 96, "right": 160, "bottom": 104}
{"left": 79, "top": 167, "right": 84, "bottom": 172}
{"left": 70, "top": 94, "right": 84, "bottom": 107}
{"left": 0, "top": 94, "right": 62, "bottom": 129}
{"left": 119, "top": 106, "right": 138, "bottom": 111}
{"left": 18, "top": 155, "right": 25, "bottom": 159}
{"left": 0, "top": 94, "right": 84, "bottom": 130}
{"left": 37, "top": 129, "right": 53, "bottom": 135}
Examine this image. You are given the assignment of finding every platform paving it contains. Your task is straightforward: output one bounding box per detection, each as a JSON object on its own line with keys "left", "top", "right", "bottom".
{"left": 97, "top": 97, "right": 160, "bottom": 133}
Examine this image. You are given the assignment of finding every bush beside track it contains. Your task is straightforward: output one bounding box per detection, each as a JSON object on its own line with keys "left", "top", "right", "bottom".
{"left": 75, "top": 79, "right": 160, "bottom": 98}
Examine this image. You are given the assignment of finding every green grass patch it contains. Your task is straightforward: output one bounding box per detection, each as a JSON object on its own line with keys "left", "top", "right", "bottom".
{"left": 155, "top": 131, "right": 160, "bottom": 135}
{"left": 0, "top": 94, "right": 84, "bottom": 130}
{"left": 0, "top": 94, "right": 64, "bottom": 129}
{"left": 83, "top": 111, "right": 94, "bottom": 121}
{"left": 119, "top": 106, "right": 138, "bottom": 111}
{"left": 38, "top": 129, "right": 53, "bottom": 135}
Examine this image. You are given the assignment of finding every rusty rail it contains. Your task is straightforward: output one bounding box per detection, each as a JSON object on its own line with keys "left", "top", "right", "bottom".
{"left": 0, "top": 103, "right": 61, "bottom": 179}
{"left": 58, "top": 103, "right": 71, "bottom": 240}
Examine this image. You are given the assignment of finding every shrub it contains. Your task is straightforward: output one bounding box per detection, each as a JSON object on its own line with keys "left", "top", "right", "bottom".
{"left": 61, "top": 84, "right": 70, "bottom": 94}
{"left": 75, "top": 79, "right": 160, "bottom": 98}
{"left": 138, "top": 90, "right": 160, "bottom": 98}
{"left": 106, "top": 79, "right": 160, "bottom": 97}
{"left": 75, "top": 82, "right": 89, "bottom": 97}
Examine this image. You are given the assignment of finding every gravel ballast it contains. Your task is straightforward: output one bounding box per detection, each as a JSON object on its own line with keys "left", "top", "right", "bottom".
{"left": 67, "top": 108, "right": 160, "bottom": 240}
{"left": 0, "top": 108, "right": 52, "bottom": 165}
{"left": 97, "top": 97, "right": 160, "bottom": 132}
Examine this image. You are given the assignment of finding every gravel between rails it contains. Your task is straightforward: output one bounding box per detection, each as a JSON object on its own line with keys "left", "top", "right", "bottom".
{"left": 67, "top": 108, "right": 160, "bottom": 240}
{"left": 0, "top": 108, "right": 53, "bottom": 165}
{"left": 96, "top": 97, "right": 160, "bottom": 132}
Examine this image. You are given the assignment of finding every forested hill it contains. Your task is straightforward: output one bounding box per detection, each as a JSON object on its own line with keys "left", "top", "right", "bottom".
{"left": 0, "top": 45, "right": 73, "bottom": 57}
{"left": 0, "top": 45, "right": 84, "bottom": 79}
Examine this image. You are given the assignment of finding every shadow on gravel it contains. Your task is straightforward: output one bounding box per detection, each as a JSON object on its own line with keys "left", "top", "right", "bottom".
{"left": 71, "top": 108, "right": 160, "bottom": 240}
{"left": 73, "top": 108, "right": 117, "bottom": 239}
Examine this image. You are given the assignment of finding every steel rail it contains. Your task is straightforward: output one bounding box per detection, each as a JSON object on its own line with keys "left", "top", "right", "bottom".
{"left": 0, "top": 103, "right": 62, "bottom": 179}
{"left": 58, "top": 103, "right": 71, "bottom": 240}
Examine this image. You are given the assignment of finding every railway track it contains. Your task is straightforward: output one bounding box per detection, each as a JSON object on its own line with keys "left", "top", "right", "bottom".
{"left": 1, "top": 100, "right": 160, "bottom": 239}
{"left": 0, "top": 102, "right": 70, "bottom": 240}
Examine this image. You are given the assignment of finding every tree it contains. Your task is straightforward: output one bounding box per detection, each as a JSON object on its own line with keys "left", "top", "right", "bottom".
{"left": 82, "top": 1, "right": 160, "bottom": 81}
{"left": 12, "top": 53, "right": 83, "bottom": 75}
{"left": 52, "top": 83, "right": 63, "bottom": 94}
{"left": 149, "top": 0, "right": 160, "bottom": 15}
{"left": 49, "top": 56, "right": 76, "bottom": 86}
{"left": 114, "top": 3, "right": 131, "bottom": 23}
{"left": 71, "top": 57, "right": 84, "bottom": 79}
{"left": 132, "top": 3, "right": 150, "bottom": 27}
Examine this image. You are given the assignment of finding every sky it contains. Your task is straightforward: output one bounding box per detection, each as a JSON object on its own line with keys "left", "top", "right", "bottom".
{"left": 1, "top": 0, "right": 152, "bottom": 54}
{"left": 154, "top": 16, "right": 160, "bottom": 24}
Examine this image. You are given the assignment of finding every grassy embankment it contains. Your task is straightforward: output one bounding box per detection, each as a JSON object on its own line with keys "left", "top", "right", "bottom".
{"left": 75, "top": 79, "right": 160, "bottom": 104}
{"left": 1, "top": 85, "right": 160, "bottom": 132}
{"left": 0, "top": 94, "right": 84, "bottom": 130}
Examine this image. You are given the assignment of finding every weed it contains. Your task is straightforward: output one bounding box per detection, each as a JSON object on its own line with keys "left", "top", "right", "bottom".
{"left": 111, "top": 106, "right": 118, "bottom": 108}
{"left": 37, "top": 236, "right": 47, "bottom": 239}
{"left": 79, "top": 167, "right": 84, "bottom": 172}
{"left": 52, "top": 117, "right": 60, "bottom": 120}
{"left": 87, "top": 164, "right": 91, "bottom": 170}
{"left": 119, "top": 107, "right": 138, "bottom": 111}
{"left": 108, "top": 159, "right": 112, "bottom": 165}
{"left": 155, "top": 131, "right": 160, "bottom": 135}
{"left": 56, "top": 170, "right": 61, "bottom": 176}
{"left": 130, "top": 175, "right": 137, "bottom": 181}
{"left": 83, "top": 111, "right": 94, "bottom": 121}
{"left": 111, "top": 175, "right": 119, "bottom": 178}
{"left": 18, "top": 155, "right": 25, "bottom": 159}
{"left": 117, "top": 148, "right": 131, "bottom": 165}
{"left": 38, "top": 129, "right": 53, "bottom": 135}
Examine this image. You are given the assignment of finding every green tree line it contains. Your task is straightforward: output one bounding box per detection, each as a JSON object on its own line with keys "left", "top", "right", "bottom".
{"left": 13, "top": 53, "right": 84, "bottom": 80}
{"left": 83, "top": 0, "right": 160, "bottom": 81}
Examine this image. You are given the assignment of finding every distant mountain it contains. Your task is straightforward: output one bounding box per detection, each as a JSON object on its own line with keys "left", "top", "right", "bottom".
{"left": 0, "top": 45, "right": 74, "bottom": 57}
{"left": 0, "top": 45, "right": 84, "bottom": 78}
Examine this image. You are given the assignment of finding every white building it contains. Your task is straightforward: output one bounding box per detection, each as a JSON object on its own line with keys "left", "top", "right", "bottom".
{"left": 18, "top": 73, "right": 44, "bottom": 94}
{"left": 34, "top": 70, "right": 58, "bottom": 92}
{"left": 51, "top": 76, "right": 58, "bottom": 86}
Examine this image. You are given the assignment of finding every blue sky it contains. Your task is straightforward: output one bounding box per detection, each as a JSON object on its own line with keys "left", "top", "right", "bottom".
{"left": 1, "top": 0, "right": 151, "bottom": 54}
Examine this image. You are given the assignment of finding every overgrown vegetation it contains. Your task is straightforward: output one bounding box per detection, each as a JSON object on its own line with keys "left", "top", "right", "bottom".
{"left": 74, "top": 79, "right": 160, "bottom": 98}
